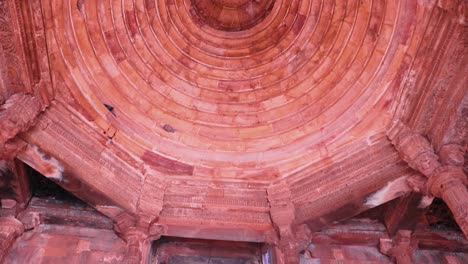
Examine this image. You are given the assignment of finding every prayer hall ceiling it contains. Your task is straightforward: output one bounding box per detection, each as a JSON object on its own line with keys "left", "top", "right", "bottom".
{"left": 0, "top": 0, "right": 467, "bottom": 253}
{"left": 45, "top": 0, "right": 405, "bottom": 179}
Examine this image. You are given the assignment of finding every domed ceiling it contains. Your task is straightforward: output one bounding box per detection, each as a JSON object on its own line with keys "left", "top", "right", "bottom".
{"left": 5, "top": 0, "right": 466, "bottom": 247}
{"left": 45, "top": 0, "right": 405, "bottom": 180}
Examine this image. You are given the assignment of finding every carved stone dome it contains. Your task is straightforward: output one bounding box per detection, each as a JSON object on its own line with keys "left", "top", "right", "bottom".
{"left": 1, "top": 0, "right": 467, "bottom": 261}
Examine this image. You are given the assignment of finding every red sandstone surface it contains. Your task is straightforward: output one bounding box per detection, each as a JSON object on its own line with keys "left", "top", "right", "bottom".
{"left": 0, "top": 0, "right": 467, "bottom": 263}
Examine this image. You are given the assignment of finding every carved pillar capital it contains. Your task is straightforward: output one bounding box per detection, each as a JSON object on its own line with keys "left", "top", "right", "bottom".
{"left": 388, "top": 121, "right": 440, "bottom": 176}
{"left": 267, "top": 182, "right": 309, "bottom": 263}
{"left": 427, "top": 166, "right": 467, "bottom": 197}
{"left": 114, "top": 213, "right": 155, "bottom": 264}
{"left": 114, "top": 212, "right": 136, "bottom": 235}
{"left": 267, "top": 224, "right": 311, "bottom": 264}
{"left": 273, "top": 239, "right": 300, "bottom": 264}
{"left": 389, "top": 122, "right": 468, "bottom": 238}
{"left": 120, "top": 228, "right": 150, "bottom": 264}
{"left": 0, "top": 217, "right": 24, "bottom": 262}
{"left": 0, "top": 93, "right": 42, "bottom": 154}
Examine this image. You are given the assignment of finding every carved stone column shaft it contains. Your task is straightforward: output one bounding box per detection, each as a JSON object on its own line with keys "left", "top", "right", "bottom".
{"left": 121, "top": 229, "right": 150, "bottom": 264}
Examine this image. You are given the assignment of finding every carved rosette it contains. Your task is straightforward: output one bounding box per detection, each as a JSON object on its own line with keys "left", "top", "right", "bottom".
{"left": 0, "top": 217, "right": 23, "bottom": 262}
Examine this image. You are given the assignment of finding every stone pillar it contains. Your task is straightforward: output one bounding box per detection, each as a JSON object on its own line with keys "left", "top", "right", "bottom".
{"left": 380, "top": 230, "right": 417, "bottom": 264}
{"left": 114, "top": 213, "right": 159, "bottom": 264}
{"left": 121, "top": 228, "right": 150, "bottom": 264}
{"left": 272, "top": 239, "right": 301, "bottom": 264}
{"left": 0, "top": 217, "right": 23, "bottom": 262}
{"left": 388, "top": 121, "right": 468, "bottom": 238}
{"left": 267, "top": 182, "right": 301, "bottom": 264}
{"left": 427, "top": 166, "right": 468, "bottom": 235}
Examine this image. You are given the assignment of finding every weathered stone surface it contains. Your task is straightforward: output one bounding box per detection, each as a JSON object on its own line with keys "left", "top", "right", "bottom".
{"left": 0, "top": 0, "right": 467, "bottom": 262}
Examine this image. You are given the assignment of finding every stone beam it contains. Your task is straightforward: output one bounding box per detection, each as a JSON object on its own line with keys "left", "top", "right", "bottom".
{"left": 19, "top": 103, "right": 143, "bottom": 216}
{"left": 388, "top": 121, "right": 468, "bottom": 237}
{"left": 157, "top": 178, "right": 273, "bottom": 243}
{"left": 284, "top": 138, "right": 415, "bottom": 231}
{"left": 16, "top": 144, "right": 126, "bottom": 222}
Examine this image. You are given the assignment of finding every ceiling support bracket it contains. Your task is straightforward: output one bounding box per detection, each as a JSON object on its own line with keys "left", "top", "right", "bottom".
{"left": 388, "top": 120, "right": 468, "bottom": 238}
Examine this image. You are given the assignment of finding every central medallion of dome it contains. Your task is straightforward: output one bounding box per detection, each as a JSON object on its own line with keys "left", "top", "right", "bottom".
{"left": 212, "top": 0, "right": 251, "bottom": 8}
{"left": 191, "top": 0, "right": 275, "bottom": 31}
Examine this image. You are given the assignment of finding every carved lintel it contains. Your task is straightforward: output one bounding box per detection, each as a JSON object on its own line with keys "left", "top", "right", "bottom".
{"left": 0, "top": 217, "right": 23, "bottom": 262}
{"left": 379, "top": 230, "right": 417, "bottom": 264}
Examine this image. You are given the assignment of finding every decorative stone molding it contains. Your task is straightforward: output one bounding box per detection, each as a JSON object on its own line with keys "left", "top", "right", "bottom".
{"left": 0, "top": 217, "right": 23, "bottom": 262}
{"left": 388, "top": 121, "right": 468, "bottom": 237}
